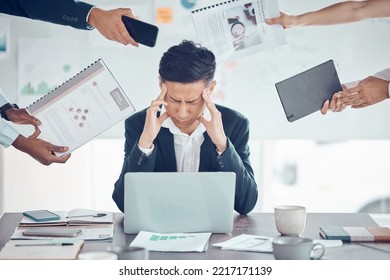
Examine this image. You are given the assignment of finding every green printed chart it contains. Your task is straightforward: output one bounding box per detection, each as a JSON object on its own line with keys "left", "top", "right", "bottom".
{"left": 149, "top": 234, "right": 196, "bottom": 241}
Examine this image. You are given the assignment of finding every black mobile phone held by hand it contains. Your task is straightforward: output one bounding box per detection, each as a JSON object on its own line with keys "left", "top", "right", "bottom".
{"left": 23, "top": 210, "right": 60, "bottom": 222}
{"left": 121, "top": 16, "right": 159, "bottom": 47}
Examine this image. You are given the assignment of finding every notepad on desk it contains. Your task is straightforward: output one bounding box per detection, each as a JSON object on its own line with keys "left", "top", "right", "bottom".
{"left": 320, "top": 226, "right": 390, "bottom": 242}
{"left": 11, "top": 225, "right": 114, "bottom": 241}
{"left": 19, "top": 208, "right": 114, "bottom": 227}
{"left": 0, "top": 239, "right": 84, "bottom": 260}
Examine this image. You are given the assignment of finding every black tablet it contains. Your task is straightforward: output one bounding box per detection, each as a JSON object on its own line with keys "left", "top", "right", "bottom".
{"left": 275, "top": 60, "right": 342, "bottom": 122}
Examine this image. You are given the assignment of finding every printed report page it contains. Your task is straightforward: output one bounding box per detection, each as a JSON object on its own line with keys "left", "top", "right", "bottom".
{"left": 27, "top": 60, "right": 135, "bottom": 155}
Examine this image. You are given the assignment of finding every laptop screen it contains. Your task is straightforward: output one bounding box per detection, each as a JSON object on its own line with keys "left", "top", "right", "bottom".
{"left": 124, "top": 172, "right": 236, "bottom": 234}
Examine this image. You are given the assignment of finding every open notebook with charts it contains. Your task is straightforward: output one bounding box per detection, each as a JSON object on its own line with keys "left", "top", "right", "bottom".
{"left": 124, "top": 172, "right": 236, "bottom": 234}
{"left": 27, "top": 59, "right": 135, "bottom": 156}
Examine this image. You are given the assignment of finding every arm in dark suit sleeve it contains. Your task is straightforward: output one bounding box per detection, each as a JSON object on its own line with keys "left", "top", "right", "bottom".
{"left": 216, "top": 117, "right": 258, "bottom": 215}
{"left": 0, "top": 0, "right": 93, "bottom": 29}
{"left": 112, "top": 112, "right": 158, "bottom": 212}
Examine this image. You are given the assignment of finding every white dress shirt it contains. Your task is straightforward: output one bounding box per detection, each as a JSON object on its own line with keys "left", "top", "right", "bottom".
{"left": 138, "top": 107, "right": 211, "bottom": 172}
{"left": 0, "top": 88, "right": 19, "bottom": 148}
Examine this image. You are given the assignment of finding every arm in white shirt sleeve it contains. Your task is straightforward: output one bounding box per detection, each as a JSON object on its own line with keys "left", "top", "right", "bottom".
{"left": 0, "top": 88, "right": 19, "bottom": 147}
{"left": 0, "top": 88, "right": 10, "bottom": 107}
{"left": 343, "top": 67, "right": 390, "bottom": 94}
{"left": 373, "top": 67, "right": 390, "bottom": 98}
{"left": 0, "top": 118, "right": 19, "bottom": 148}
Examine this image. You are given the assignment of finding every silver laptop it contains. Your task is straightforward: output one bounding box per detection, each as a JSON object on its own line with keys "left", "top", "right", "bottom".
{"left": 124, "top": 172, "right": 236, "bottom": 234}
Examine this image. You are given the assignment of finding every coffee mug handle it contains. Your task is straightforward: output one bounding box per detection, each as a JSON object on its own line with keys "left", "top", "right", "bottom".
{"left": 310, "top": 243, "right": 325, "bottom": 260}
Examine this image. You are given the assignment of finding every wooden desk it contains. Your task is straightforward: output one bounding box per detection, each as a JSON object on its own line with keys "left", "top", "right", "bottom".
{"left": 1, "top": 212, "right": 390, "bottom": 259}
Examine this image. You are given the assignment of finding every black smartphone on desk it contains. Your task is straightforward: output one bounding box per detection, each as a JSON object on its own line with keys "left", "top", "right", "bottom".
{"left": 122, "top": 16, "right": 159, "bottom": 47}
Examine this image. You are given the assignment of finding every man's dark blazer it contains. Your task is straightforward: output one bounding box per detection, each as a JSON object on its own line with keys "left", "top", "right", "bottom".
{"left": 113, "top": 104, "right": 259, "bottom": 215}
{"left": 0, "top": 0, "right": 93, "bottom": 29}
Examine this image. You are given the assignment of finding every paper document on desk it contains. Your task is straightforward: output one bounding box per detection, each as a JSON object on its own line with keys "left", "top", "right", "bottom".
{"left": 213, "top": 234, "right": 273, "bottom": 252}
{"left": 130, "top": 231, "right": 211, "bottom": 252}
{"left": 11, "top": 225, "right": 114, "bottom": 241}
{"left": 213, "top": 234, "right": 343, "bottom": 253}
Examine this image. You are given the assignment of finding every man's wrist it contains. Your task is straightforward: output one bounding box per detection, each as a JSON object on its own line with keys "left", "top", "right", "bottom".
{"left": 12, "top": 134, "right": 28, "bottom": 152}
{"left": 0, "top": 103, "right": 19, "bottom": 121}
{"left": 87, "top": 7, "right": 101, "bottom": 29}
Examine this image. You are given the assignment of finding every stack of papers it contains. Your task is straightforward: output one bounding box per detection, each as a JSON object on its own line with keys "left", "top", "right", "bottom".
{"left": 130, "top": 231, "right": 211, "bottom": 252}
{"left": 11, "top": 225, "right": 114, "bottom": 241}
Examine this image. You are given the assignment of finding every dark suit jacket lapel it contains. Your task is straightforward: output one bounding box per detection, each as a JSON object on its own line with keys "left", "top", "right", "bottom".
{"left": 157, "top": 128, "right": 177, "bottom": 171}
{"left": 199, "top": 132, "right": 214, "bottom": 171}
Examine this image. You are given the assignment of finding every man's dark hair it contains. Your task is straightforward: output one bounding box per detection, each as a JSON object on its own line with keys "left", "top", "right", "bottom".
{"left": 159, "top": 40, "right": 216, "bottom": 84}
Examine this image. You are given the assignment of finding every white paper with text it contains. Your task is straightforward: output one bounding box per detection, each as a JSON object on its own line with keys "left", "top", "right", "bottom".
{"left": 27, "top": 59, "right": 135, "bottom": 155}
{"left": 192, "top": 0, "right": 286, "bottom": 61}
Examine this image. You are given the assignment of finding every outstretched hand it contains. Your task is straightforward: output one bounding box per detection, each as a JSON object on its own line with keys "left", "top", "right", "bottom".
{"left": 12, "top": 134, "right": 71, "bottom": 166}
{"left": 266, "top": 12, "right": 296, "bottom": 29}
{"left": 339, "top": 76, "right": 389, "bottom": 109}
{"left": 88, "top": 7, "right": 139, "bottom": 46}
{"left": 6, "top": 107, "right": 42, "bottom": 137}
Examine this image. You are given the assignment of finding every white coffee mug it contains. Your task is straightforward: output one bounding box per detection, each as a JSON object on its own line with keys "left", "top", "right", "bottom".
{"left": 272, "top": 236, "right": 325, "bottom": 260}
{"left": 275, "top": 205, "right": 306, "bottom": 236}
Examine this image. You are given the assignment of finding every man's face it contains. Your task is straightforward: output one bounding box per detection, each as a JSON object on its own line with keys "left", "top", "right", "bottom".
{"left": 162, "top": 80, "right": 214, "bottom": 135}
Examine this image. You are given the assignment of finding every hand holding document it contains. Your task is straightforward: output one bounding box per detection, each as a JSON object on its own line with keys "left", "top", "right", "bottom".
{"left": 130, "top": 231, "right": 211, "bottom": 252}
{"left": 192, "top": 0, "right": 286, "bottom": 61}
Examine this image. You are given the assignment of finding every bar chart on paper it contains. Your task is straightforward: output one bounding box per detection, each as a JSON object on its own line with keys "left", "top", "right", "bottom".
{"left": 130, "top": 231, "right": 211, "bottom": 252}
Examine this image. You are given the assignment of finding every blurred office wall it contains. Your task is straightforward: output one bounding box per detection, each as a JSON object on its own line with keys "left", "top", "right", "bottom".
{"left": 0, "top": 0, "right": 389, "bottom": 214}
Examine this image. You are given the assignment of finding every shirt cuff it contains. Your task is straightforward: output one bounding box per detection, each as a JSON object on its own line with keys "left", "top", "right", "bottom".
{"left": 86, "top": 6, "right": 96, "bottom": 30}
{"left": 0, "top": 88, "right": 10, "bottom": 107}
{"left": 138, "top": 143, "right": 154, "bottom": 156}
{"left": 0, "top": 120, "right": 19, "bottom": 148}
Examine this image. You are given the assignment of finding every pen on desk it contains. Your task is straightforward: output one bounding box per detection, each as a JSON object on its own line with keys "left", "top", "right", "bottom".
{"left": 15, "top": 243, "right": 74, "bottom": 247}
{"left": 66, "top": 213, "right": 107, "bottom": 218}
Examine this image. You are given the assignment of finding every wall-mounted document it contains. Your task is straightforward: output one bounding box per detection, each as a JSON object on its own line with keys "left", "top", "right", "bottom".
{"left": 191, "top": 0, "right": 286, "bottom": 61}
{"left": 27, "top": 59, "right": 135, "bottom": 155}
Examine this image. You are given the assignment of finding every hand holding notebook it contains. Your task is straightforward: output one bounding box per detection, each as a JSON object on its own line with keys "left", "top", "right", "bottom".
{"left": 275, "top": 60, "right": 343, "bottom": 122}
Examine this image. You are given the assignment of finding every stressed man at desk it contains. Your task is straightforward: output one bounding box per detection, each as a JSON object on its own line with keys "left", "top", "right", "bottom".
{"left": 113, "top": 40, "right": 258, "bottom": 215}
